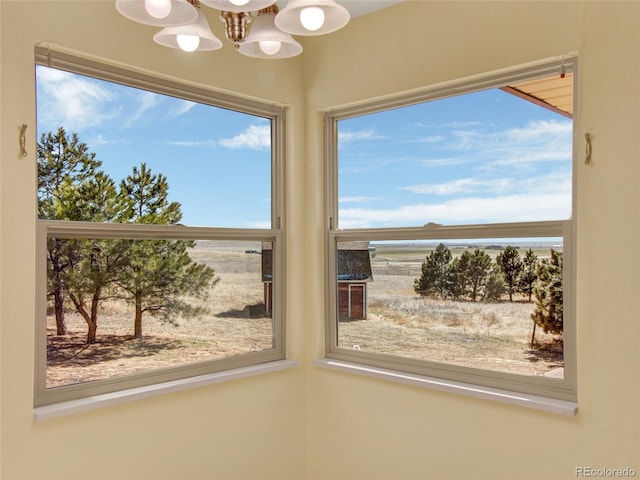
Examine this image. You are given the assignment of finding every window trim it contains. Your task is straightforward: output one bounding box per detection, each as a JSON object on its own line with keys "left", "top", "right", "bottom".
{"left": 34, "top": 47, "right": 287, "bottom": 408}
{"left": 323, "top": 55, "right": 578, "bottom": 406}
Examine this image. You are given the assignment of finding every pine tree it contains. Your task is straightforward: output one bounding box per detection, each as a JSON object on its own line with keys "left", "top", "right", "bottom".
{"left": 484, "top": 266, "right": 506, "bottom": 302}
{"left": 60, "top": 172, "right": 125, "bottom": 343}
{"left": 64, "top": 237, "right": 131, "bottom": 344}
{"left": 496, "top": 246, "right": 523, "bottom": 302}
{"left": 447, "top": 254, "right": 469, "bottom": 300}
{"left": 116, "top": 163, "right": 218, "bottom": 339}
{"left": 519, "top": 248, "right": 539, "bottom": 302}
{"left": 460, "top": 249, "right": 493, "bottom": 302}
{"left": 37, "top": 127, "right": 103, "bottom": 335}
{"left": 414, "top": 243, "right": 452, "bottom": 299}
{"left": 530, "top": 249, "right": 563, "bottom": 343}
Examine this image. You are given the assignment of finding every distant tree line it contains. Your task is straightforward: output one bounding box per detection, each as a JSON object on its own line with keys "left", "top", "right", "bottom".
{"left": 38, "top": 127, "right": 218, "bottom": 344}
{"left": 414, "top": 243, "right": 563, "bottom": 336}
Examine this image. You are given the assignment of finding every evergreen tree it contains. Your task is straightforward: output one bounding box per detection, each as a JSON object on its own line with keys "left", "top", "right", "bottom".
{"left": 496, "top": 246, "right": 523, "bottom": 302}
{"left": 65, "top": 237, "right": 131, "bottom": 344}
{"left": 452, "top": 249, "right": 493, "bottom": 302}
{"left": 116, "top": 163, "right": 218, "bottom": 339}
{"left": 37, "top": 127, "right": 103, "bottom": 335}
{"left": 519, "top": 248, "right": 539, "bottom": 302}
{"left": 414, "top": 243, "right": 452, "bottom": 299}
{"left": 60, "top": 172, "right": 125, "bottom": 343}
{"left": 116, "top": 163, "right": 181, "bottom": 224}
{"left": 530, "top": 249, "right": 563, "bottom": 342}
{"left": 484, "top": 266, "right": 506, "bottom": 302}
{"left": 447, "top": 254, "right": 469, "bottom": 300}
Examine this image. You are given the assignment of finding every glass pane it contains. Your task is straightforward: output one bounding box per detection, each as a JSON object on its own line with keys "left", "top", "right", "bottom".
{"left": 36, "top": 65, "right": 271, "bottom": 228}
{"left": 337, "top": 79, "right": 572, "bottom": 228}
{"left": 336, "top": 238, "right": 564, "bottom": 378}
{"left": 46, "top": 238, "right": 274, "bottom": 389}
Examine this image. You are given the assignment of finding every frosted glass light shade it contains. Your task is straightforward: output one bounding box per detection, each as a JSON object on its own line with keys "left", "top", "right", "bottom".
{"left": 238, "top": 10, "right": 302, "bottom": 59}
{"left": 145, "top": 0, "right": 172, "bottom": 19}
{"left": 275, "top": 0, "right": 349, "bottom": 36}
{"left": 176, "top": 34, "right": 200, "bottom": 51}
{"left": 116, "top": 0, "right": 198, "bottom": 27}
{"left": 200, "top": 0, "right": 276, "bottom": 13}
{"left": 153, "top": 8, "right": 223, "bottom": 51}
{"left": 259, "top": 40, "right": 281, "bottom": 55}
{"left": 299, "top": 6, "right": 324, "bottom": 31}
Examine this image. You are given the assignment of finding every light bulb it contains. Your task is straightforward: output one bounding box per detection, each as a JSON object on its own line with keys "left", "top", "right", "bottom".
{"left": 299, "top": 6, "right": 325, "bottom": 31}
{"left": 145, "top": 0, "right": 171, "bottom": 19}
{"left": 177, "top": 34, "right": 200, "bottom": 51}
{"left": 259, "top": 40, "right": 282, "bottom": 55}
{"left": 229, "top": 0, "right": 250, "bottom": 5}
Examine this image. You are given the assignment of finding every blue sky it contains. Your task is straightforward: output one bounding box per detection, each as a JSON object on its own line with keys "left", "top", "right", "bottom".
{"left": 337, "top": 88, "right": 572, "bottom": 228}
{"left": 36, "top": 65, "right": 572, "bottom": 229}
{"left": 36, "top": 65, "right": 272, "bottom": 228}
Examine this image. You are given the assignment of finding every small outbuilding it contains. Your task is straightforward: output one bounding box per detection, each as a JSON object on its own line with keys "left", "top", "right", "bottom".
{"left": 261, "top": 241, "right": 373, "bottom": 320}
{"left": 262, "top": 242, "right": 273, "bottom": 315}
{"left": 336, "top": 242, "right": 373, "bottom": 320}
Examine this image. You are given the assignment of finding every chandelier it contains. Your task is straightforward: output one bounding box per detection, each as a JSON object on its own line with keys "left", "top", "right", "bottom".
{"left": 115, "top": 0, "right": 350, "bottom": 59}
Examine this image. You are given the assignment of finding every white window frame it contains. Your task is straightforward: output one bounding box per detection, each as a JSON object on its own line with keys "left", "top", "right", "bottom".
{"left": 33, "top": 47, "right": 288, "bottom": 411}
{"left": 322, "top": 56, "right": 578, "bottom": 411}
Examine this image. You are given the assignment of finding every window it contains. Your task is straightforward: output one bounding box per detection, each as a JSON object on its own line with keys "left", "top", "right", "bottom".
{"left": 34, "top": 47, "right": 286, "bottom": 408}
{"left": 324, "top": 57, "right": 577, "bottom": 405}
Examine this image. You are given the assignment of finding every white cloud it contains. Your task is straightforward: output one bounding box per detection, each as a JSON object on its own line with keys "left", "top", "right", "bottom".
{"left": 506, "top": 119, "right": 572, "bottom": 141}
{"left": 168, "top": 100, "right": 196, "bottom": 118}
{"left": 419, "top": 157, "right": 470, "bottom": 167}
{"left": 402, "top": 178, "right": 506, "bottom": 195}
{"left": 400, "top": 172, "right": 570, "bottom": 211}
{"left": 123, "top": 91, "right": 159, "bottom": 128}
{"left": 338, "top": 129, "right": 382, "bottom": 144}
{"left": 218, "top": 124, "right": 271, "bottom": 150}
{"left": 453, "top": 119, "right": 572, "bottom": 167}
{"left": 414, "top": 121, "right": 483, "bottom": 129}
{"left": 339, "top": 192, "right": 571, "bottom": 229}
{"left": 36, "top": 66, "right": 118, "bottom": 131}
{"left": 409, "top": 135, "right": 444, "bottom": 144}
{"left": 452, "top": 129, "right": 481, "bottom": 149}
{"left": 340, "top": 196, "right": 381, "bottom": 204}
{"left": 244, "top": 220, "right": 272, "bottom": 229}
{"left": 89, "top": 134, "right": 118, "bottom": 146}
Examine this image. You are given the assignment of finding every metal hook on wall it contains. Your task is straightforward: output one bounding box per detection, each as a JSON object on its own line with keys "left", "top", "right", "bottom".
{"left": 19, "top": 124, "right": 28, "bottom": 158}
{"left": 584, "top": 132, "right": 592, "bottom": 165}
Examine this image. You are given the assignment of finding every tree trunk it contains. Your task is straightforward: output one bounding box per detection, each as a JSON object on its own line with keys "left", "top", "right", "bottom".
{"left": 87, "top": 321, "right": 97, "bottom": 344}
{"left": 51, "top": 252, "right": 68, "bottom": 335}
{"left": 53, "top": 286, "right": 67, "bottom": 335}
{"left": 67, "top": 292, "right": 98, "bottom": 344}
{"left": 88, "top": 288, "right": 101, "bottom": 344}
{"left": 134, "top": 292, "right": 143, "bottom": 339}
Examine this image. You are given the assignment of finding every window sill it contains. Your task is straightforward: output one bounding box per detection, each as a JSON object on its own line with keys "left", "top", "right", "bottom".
{"left": 314, "top": 358, "right": 577, "bottom": 416}
{"left": 34, "top": 359, "right": 298, "bottom": 421}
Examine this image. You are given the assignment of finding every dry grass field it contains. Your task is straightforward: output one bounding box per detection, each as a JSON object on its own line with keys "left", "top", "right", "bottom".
{"left": 46, "top": 241, "right": 563, "bottom": 389}
{"left": 46, "top": 241, "right": 273, "bottom": 388}
{"left": 338, "top": 243, "right": 563, "bottom": 377}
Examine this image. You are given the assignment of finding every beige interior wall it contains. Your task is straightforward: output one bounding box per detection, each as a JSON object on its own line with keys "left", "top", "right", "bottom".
{"left": 1, "top": 1, "right": 639, "bottom": 479}
{"left": 302, "top": 2, "right": 639, "bottom": 479}
{"left": 0, "top": 1, "right": 306, "bottom": 479}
